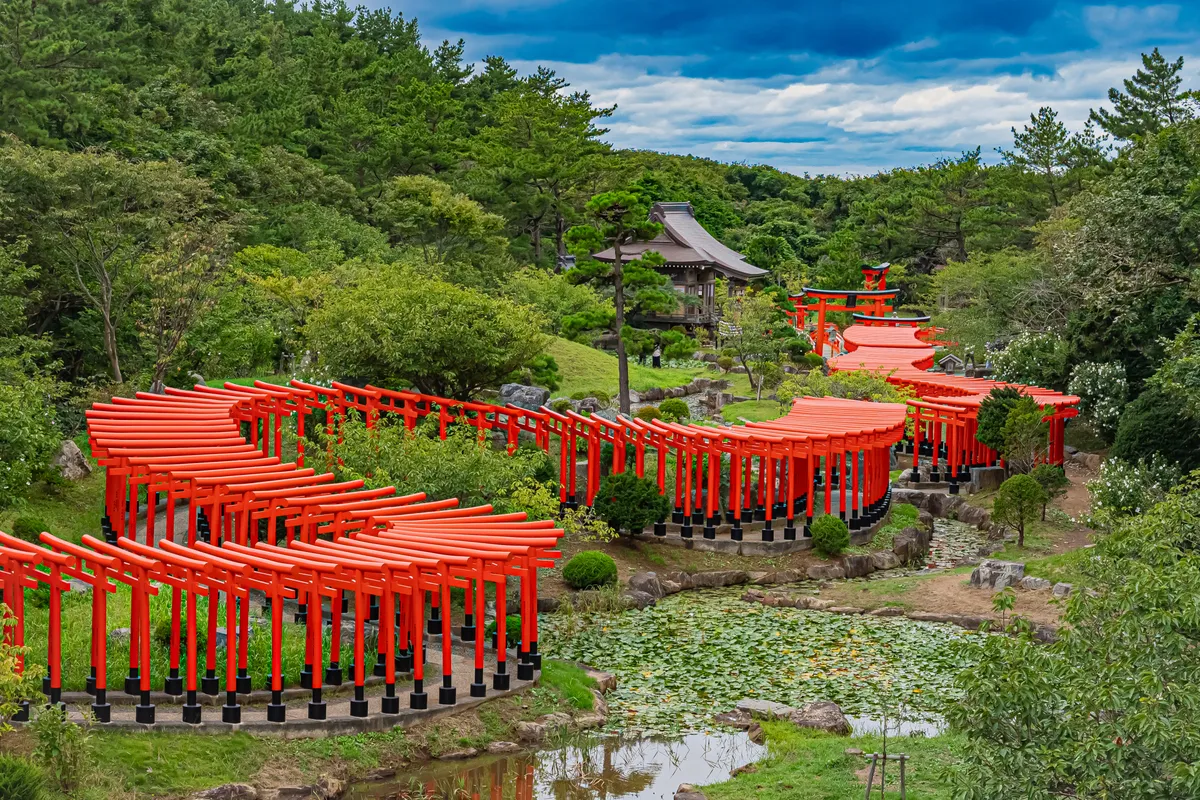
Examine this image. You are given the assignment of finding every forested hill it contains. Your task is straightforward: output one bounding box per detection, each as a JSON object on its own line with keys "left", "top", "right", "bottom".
{"left": 6, "top": 1, "right": 1200, "bottom": 503}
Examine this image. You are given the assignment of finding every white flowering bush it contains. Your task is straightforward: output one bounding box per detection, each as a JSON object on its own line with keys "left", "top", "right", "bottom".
{"left": 991, "top": 331, "right": 1069, "bottom": 388}
{"left": 1085, "top": 455, "right": 1180, "bottom": 529}
{"left": 1068, "top": 361, "right": 1128, "bottom": 439}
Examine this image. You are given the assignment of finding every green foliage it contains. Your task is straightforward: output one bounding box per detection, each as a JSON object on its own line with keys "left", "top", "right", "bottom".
{"left": 718, "top": 289, "right": 799, "bottom": 400}
{"left": 1090, "top": 48, "right": 1198, "bottom": 140}
{"left": 537, "top": 660, "right": 597, "bottom": 711}
{"left": 31, "top": 705, "right": 92, "bottom": 792}
{"left": 1029, "top": 464, "right": 1069, "bottom": 521}
{"left": 503, "top": 269, "right": 611, "bottom": 339}
{"left": 1112, "top": 384, "right": 1200, "bottom": 471}
{"left": 976, "top": 387, "right": 1024, "bottom": 453}
{"left": 635, "top": 406, "right": 661, "bottom": 422}
{"left": 1, "top": 604, "right": 43, "bottom": 732}
{"left": 484, "top": 615, "right": 523, "bottom": 644}
{"left": 11, "top": 516, "right": 49, "bottom": 543}
{"left": 0, "top": 755, "right": 45, "bottom": 800}
{"left": 803, "top": 352, "right": 825, "bottom": 369}
{"left": 1000, "top": 397, "right": 1050, "bottom": 474}
{"left": 948, "top": 480, "right": 1200, "bottom": 799}
{"left": 992, "top": 474, "right": 1048, "bottom": 547}
{"left": 1067, "top": 361, "right": 1128, "bottom": 440}
{"left": 0, "top": 378, "right": 63, "bottom": 510}
{"left": 1085, "top": 456, "right": 1180, "bottom": 528}
{"left": 307, "top": 269, "right": 547, "bottom": 399}
{"left": 991, "top": 331, "right": 1070, "bottom": 390}
{"left": 325, "top": 417, "right": 553, "bottom": 509}
{"left": 1151, "top": 312, "right": 1200, "bottom": 420}
{"left": 716, "top": 355, "right": 734, "bottom": 372}
{"left": 593, "top": 471, "right": 670, "bottom": 534}
{"left": 657, "top": 398, "right": 689, "bottom": 423}
{"left": 870, "top": 503, "right": 920, "bottom": 552}
{"left": 561, "top": 551, "right": 618, "bottom": 590}
{"left": 521, "top": 353, "right": 560, "bottom": 392}
{"left": 778, "top": 368, "right": 913, "bottom": 405}
{"left": 811, "top": 515, "right": 850, "bottom": 557}
{"left": 550, "top": 398, "right": 572, "bottom": 413}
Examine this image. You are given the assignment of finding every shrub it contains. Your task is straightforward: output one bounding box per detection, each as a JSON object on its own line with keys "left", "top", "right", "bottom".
{"left": 0, "top": 755, "right": 45, "bottom": 800}
{"left": 1086, "top": 455, "right": 1180, "bottom": 528}
{"left": 151, "top": 613, "right": 207, "bottom": 653}
{"left": 562, "top": 551, "right": 618, "bottom": 590}
{"left": 484, "top": 614, "right": 522, "bottom": 643}
{"left": 1029, "top": 464, "right": 1069, "bottom": 520}
{"left": 590, "top": 389, "right": 611, "bottom": 407}
{"left": 976, "top": 386, "right": 1024, "bottom": 453}
{"left": 1112, "top": 384, "right": 1200, "bottom": 472}
{"left": 720, "top": 347, "right": 738, "bottom": 359}
{"left": 523, "top": 353, "right": 560, "bottom": 392}
{"left": 11, "top": 516, "right": 49, "bottom": 544}
{"left": 550, "top": 398, "right": 572, "bottom": 413}
{"left": 1068, "top": 361, "right": 1128, "bottom": 440}
{"left": 803, "top": 352, "right": 824, "bottom": 369}
{"left": 1000, "top": 397, "right": 1049, "bottom": 473}
{"left": 634, "top": 405, "right": 661, "bottom": 422}
{"left": 570, "top": 390, "right": 592, "bottom": 401}
{"left": 784, "top": 337, "right": 811, "bottom": 362}
{"left": 2, "top": 605, "right": 44, "bottom": 730}
{"left": 593, "top": 471, "right": 670, "bottom": 534}
{"left": 990, "top": 331, "right": 1069, "bottom": 390}
{"left": 32, "top": 705, "right": 91, "bottom": 791}
{"left": 716, "top": 355, "right": 734, "bottom": 373}
{"left": 658, "top": 398, "right": 689, "bottom": 423}
{"left": 993, "top": 474, "right": 1048, "bottom": 547}
{"left": 811, "top": 515, "right": 850, "bottom": 557}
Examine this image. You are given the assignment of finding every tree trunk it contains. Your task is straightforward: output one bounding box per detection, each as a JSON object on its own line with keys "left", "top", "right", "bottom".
{"left": 1017, "top": 522, "right": 1025, "bottom": 548}
{"left": 555, "top": 212, "right": 566, "bottom": 262}
{"left": 103, "top": 313, "right": 123, "bottom": 384}
{"left": 532, "top": 224, "right": 542, "bottom": 264}
{"left": 614, "top": 239, "right": 630, "bottom": 415}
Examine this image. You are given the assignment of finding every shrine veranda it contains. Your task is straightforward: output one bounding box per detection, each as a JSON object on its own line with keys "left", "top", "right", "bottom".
{"left": 0, "top": 266, "right": 1079, "bottom": 731}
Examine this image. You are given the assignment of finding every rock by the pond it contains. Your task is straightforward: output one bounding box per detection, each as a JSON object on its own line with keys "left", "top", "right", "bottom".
{"left": 689, "top": 570, "right": 749, "bottom": 588}
{"left": 628, "top": 571, "right": 665, "bottom": 599}
{"left": 537, "top": 596, "right": 561, "bottom": 613}
{"left": 969, "top": 560, "right": 1026, "bottom": 590}
{"left": 840, "top": 554, "right": 875, "bottom": 579}
{"left": 515, "top": 721, "right": 546, "bottom": 742}
{"left": 796, "top": 596, "right": 836, "bottom": 611}
{"left": 439, "top": 748, "right": 478, "bottom": 760}
{"left": 1052, "top": 582, "right": 1073, "bottom": 598}
{"left": 1019, "top": 576, "right": 1051, "bottom": 591}
{"left": 585, "top": 669, "right": 617, "bottom": 693}
{"left": 590, "top": 689, "right": 608, "bottom": 717}
{"left": 622, "top": 589, "right": 658, "bottom": 610}
{"left": 807, "top": 564, "right": 846, "bottom": 581}
{"left": 892, "top": 526, "right": 932, "bottom": 563}
{"left": 746, "top": 721, "right": 765, "bottom": 744}
{"left": 789, "top": 700, "right": 852, "bottom": 736}
{"left": 53, "top": 440, "right": 92, "bottom": 481}
{"left": 735, "top": 698, "right": 793, "bottom": 719}
{"left": 869, "top": 551, "right": 900, "bottom": 571}
{"left": 574, "top": 712, "right": 606, "bottom": 729}
{"left": 674, "top": 784, "right": 708, "bottom": 800}
{"left": 713, "top": 709, "right": 751, "bottom": 729}
{"left": 827, "top": 606, "right": 864, "bottom": 615}
{"left": 487, "top": 741, "right": 522, "bottom": 754}
{"left": 499, "top": 383, "right": 550, "bottom": 412}
{"left": 192, "top": 785, "right": 258, "bottom": 800}
{"left": 867, "top": 606, "right": 906, "bottom": 617}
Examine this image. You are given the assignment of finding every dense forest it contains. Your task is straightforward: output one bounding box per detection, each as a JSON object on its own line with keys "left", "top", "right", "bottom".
{"left": 4, "top": 0, "right": 1200, "bottom": 504}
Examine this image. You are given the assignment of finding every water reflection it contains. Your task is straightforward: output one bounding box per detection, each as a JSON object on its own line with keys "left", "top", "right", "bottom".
{"left": 349, "top": 732, "right": 766, "bottom": 800}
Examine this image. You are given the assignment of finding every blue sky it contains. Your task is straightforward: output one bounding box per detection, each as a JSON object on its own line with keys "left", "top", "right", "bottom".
{"left": 393, "top": 1, "right": 1200, "bottom": 175}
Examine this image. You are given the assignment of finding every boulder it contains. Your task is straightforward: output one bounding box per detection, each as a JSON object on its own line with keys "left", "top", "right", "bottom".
{"left": 1052, "top": 582, "right": 1073, "bottom": 598}
{"left": 713, "top": 709, "right": 751, "bottom": 729}
{"left": 537, "top": 596, "right": 561, "bottom": 613}
{"left": 840, "top": 554, "right": 875, "bottom": 579}
{"left": 970, "top": 466, "right": 1006, "bottom": 493}
{"left": 487, "top": 741, "right": 522, "bottom": 754}
{"left": 192, "top": 785, "right": 258, "bottom": 800}
{"left": 1019, "top": 576, "right": 1051, "bottom": 591}
{"left": 68, "top": 578, "right": 93, "bottom": 595}
{"left": 689, "top": 570, "right": 750, "bottom": 588}
{"left": 890, "top": 488, "right": 929, "bottom": 509}
{"left": 674, "top": 784, "right": 708, "bottom": 800}
{"left": 515, "top": 721, "right": 546, "bottom": 742}
{"left": 574, "top": 712, "right": 606, "bottom": 729}
{"left": 498, "top": 383, "right": 550, "bottom": 412}
{"left": 52, "top": 440, "right": 91, "bottom": 481}
{"left": 574, "top": 397, "right": 600, "bottom": 414}
{"left": 628, "top": 572, "right": 665, "bottom": 599}
{"left": 788, "top": 700, "right": 852, "bottom": 736}
{"left": 869, "top": 551, "right": 900, "bottom": 571}
{"left": 867, "top": 606, "right": 906, "bottom": 617}
{"left": 969, "top": 560, "right": 1026, "bottom": 591}
{"left": 109, "top": 627, "right": 131, "bottom": 645}
{"left": 927, "top": 492, "right": 964, "bottom": 518}
{"left": 590, "top": 689, "right": 609, "bottom": 717}
{"left": 827, "top": 606, "right": 864, "bottom": 615}
{"left": 917, "top": 510, "right": 935, "bottom": 530}
{"left": 585, "top": 669, "right": 617, "bottom": 693}
{"left": 622, "top": 590, "right": 658, "bottom": 610}
{"left": 314, "top": 775, "right": 344, "bottom": 800}
{"left": 735, "top": 698, "right": 794, "bottom": 719}
{"left": 892, "top": 526, "right": 932, "bottom": 564}
{"left": 806, "top": 564, "right": 846, "bottom": 581}
{"left": 955, "top": 503, "right": 990, "bottom": 528}
{"left": 540, "top": 712, "right": 573, "bottom": 730}
{"left": 439, "top": 748, "right": 479, "bottom": 760}
{"left": 660, "top": 578, "right": 684, "bottom": 595}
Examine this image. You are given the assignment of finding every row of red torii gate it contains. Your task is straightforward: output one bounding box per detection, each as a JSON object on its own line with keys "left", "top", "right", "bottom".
{"left": 0, "top": 267, "right": 1078, "bottom": 728}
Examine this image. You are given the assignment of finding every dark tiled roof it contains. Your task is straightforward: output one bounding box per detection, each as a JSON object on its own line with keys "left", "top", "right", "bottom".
{"left": 593, "top": 202, "right": 768, "bottom": 280}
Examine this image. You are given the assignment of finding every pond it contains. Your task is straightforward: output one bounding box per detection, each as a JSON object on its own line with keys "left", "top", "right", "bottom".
{"left": 540, "top": 587, "right": 978, "bottom": 736}
{"left": 346, "top": 731, "right": 766, "bottom": 800}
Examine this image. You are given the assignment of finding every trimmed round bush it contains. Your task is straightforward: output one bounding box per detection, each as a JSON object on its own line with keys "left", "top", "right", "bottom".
{"left": 593, "top": 471, "right": 671, "bottom": 534}
{"left": 562, "top": 550, "right": 618, "bottom": 590}
{"left": 485, "top": 614, "right": 522, "bottom": 643}
{"left": 717, "top": 355, "right": 734, "bottom": 372}
{"left": 635, "top": 405, "right": 661, "bottom": 421}
{"left": 658, "top": 398, "right": 689, "bottom": 423}
{"left": 570, "top": 390, "right": 592, "bottom": 400}
{"left": 0, "top": 755, "right": 46, "bottom": 800}
{"left": 590, "top": 389, "right": 611, "bottom": 407}
{"left": 811, "top": 515, "right": 850, "bottom": 557}
{"left": 803, "top": 352, "right": 825, "bottom": 369}
{"left": 11, "top": 516, "right": 49, "bottom": 543}
{"left": 1112, "top": 384, "right": 1200, "bottom": 472}
{"left": 550, "top": 398, "right": 572, "bottom": 413}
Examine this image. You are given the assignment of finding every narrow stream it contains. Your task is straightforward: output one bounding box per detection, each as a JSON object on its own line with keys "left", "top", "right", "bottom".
{"left": 346, "top": 731, "right": 765, "bottom": 800}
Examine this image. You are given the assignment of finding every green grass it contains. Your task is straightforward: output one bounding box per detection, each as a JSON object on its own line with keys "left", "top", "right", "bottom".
{"left": 546, "top": 337, "right": 709, "bottom": 397}
{"left": 869, "top": 503, "right": 920, "bottom": 551}
{"left": 0, "top": 470, "right": 105, "bottom": 547}
{"left": 704, "top": 722, "right": 963, "bottom": 800}
{"left": 538, "top": 659, "right": 597, "bottom": 710}
{"left": 721, "top": 399, "right": 785, "bottom": 424}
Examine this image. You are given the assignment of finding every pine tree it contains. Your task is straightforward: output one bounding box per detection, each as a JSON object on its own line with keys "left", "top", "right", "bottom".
{"left": 1000, "top": 107, "right": 1071, "bottom": 206}
{"left": 1089, "top": 49, "right": 1198, "bottom": 140}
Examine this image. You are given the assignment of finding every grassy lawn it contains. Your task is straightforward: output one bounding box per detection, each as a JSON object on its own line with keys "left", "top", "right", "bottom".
{"left": 704, "top": 722, "right": 963, "bottom": 800}
{"left": 722, "top": 399, "right": 785, "bottom": 424}
{"left": 546, "top": 337, "right": 710, "bottom": 397}
{"left": 0, "top": 470, "right": 105, "bottom": 546}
